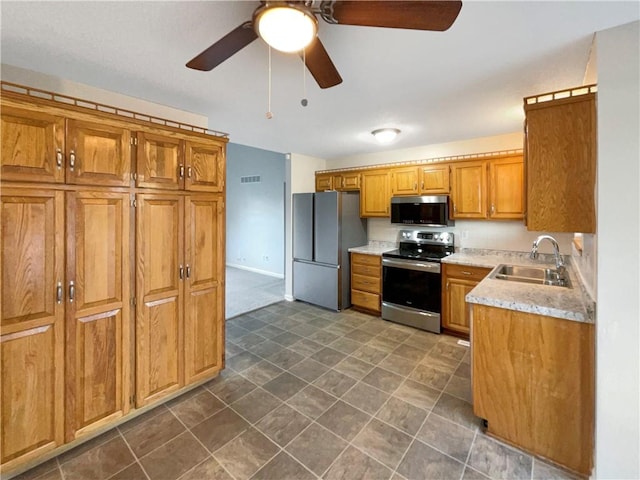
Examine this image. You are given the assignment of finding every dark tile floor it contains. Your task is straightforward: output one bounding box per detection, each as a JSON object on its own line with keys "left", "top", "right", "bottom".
{"left": 14, "top": 302, "right": 579, "bottom": 480}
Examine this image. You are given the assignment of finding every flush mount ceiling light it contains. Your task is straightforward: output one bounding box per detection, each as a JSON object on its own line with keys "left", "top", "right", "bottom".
{"left": 372, "top": 128, "right": 401, "bottom": 144}
{"left": 254, "top": 4, "right": 318, "bottom": 53}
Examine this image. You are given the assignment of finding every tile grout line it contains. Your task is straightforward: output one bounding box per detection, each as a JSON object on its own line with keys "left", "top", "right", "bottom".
{"left": 116, "top": 427, "right": 151, "bottom": 480}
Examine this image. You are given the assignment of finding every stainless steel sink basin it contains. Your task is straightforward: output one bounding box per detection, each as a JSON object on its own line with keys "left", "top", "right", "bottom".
{"left": 490, "top": 264, "right": 571, "bottom": 288}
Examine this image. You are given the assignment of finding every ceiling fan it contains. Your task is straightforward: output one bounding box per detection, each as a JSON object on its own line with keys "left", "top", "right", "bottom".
{"left": 186, "top": 1, "right": 463, "bottom": 89}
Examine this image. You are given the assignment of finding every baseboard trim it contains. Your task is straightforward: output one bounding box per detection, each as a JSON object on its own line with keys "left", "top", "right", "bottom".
{"left": 284, "top": 294, "right": 295, "bottom": 302}
{"left": 226, "top": 263, "right": 284, "bottom": 279}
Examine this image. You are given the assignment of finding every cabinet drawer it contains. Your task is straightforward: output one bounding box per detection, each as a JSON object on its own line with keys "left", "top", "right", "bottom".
{"left": 352, "top": 274, "right": 380, "bottom": 294}
{"left": 352, "top": 289, "right": 380, "bottom": 312}
{"left": 351, "top": 253, "right": 381, "bottom": 267}
{"left": 352, "top": 262, "right": 380, "bottom": 277}
{"left": 444, "top": 263, "right": 491, "bottom": 282}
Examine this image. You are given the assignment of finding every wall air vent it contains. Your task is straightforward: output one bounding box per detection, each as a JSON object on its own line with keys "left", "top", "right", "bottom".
{"left": 240, "top": 175, "right": 261, "bottom": 184}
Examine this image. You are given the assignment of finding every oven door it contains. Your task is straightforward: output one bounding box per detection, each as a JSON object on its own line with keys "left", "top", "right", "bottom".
{"left": 382, "top": 257, "right": 441, "bottom": 313}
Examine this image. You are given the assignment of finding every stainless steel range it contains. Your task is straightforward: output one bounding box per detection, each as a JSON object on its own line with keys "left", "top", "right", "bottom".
{"left": 381, "top": 230, "right": 454, "bottom": 333}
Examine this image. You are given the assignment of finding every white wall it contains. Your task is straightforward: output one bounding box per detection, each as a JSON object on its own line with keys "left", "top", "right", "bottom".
{"left": 594, "top": 20, "right": 640, "bottom": 479}
{"left": 284, "top": 153, "right": 327, "bottom": 299}
{"left": 1, "top": 64, "right": 208, "bottom": 127}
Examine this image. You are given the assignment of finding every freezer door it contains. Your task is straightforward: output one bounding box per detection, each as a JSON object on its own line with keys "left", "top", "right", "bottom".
{"left": 293, "top": 193, "right": 314, "bottom": 261}
{"left": 314, "top": 191, "right": 339, "bottom": 265}
{"left": 293, "top": 260, "right": 340, "bottom": 311}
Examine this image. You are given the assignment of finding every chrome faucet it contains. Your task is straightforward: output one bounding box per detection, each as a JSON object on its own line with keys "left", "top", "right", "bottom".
{"left": 530, "top": 235, "right": 565, "bottom": 274}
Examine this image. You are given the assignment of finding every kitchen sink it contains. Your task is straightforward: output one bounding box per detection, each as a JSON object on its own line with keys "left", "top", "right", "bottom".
{"left": 490, "top": 264, "right": 572, "bottom": 288}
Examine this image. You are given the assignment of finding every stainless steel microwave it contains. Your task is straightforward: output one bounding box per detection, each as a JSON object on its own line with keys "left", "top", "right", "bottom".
{"left": 390, "top": 195, "right": 454, "bottom": 227}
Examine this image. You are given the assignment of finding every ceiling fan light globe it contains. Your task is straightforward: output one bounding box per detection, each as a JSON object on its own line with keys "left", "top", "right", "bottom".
{"left": 256, "top": 6, "right": 317, "bottom": 53}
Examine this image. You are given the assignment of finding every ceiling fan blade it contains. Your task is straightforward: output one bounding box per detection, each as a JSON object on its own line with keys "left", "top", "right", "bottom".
{"left": 186, "top": 21, "right": 258, "bottom": 71}
{"left": 302, "top": 37, "right": 343, "bottom": 89}
{"left": 324, "top": 1, "right": 462, "bottom": 31}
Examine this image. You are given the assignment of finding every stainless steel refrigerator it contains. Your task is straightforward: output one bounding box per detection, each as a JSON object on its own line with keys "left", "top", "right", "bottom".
{"left": 293, "top": 191, "right": 367, "bottom": 311}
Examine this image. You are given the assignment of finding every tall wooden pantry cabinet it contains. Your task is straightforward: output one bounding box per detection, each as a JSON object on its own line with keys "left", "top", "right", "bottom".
{"left": 0, "top": 83, "right": 227, "bottom": 476}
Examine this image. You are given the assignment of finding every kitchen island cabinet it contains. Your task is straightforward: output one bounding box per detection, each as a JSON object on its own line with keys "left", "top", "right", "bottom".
{"left": 471, "top": 304, "right": 594, "bottom": 476}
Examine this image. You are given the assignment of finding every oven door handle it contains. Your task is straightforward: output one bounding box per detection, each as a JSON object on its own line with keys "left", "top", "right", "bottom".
{"left": 382, "top": 257, "right": 441, "bottom": 273}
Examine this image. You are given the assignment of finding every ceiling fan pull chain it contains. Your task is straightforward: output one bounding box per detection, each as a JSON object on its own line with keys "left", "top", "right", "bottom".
{"left": 266, "top": 45, "right": 273, "bottom": 119}
{"left": 301, "top": 48, "right": 308, "bottom": 107}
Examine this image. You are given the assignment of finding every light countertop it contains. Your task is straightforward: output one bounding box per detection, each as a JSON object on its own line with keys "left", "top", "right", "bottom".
{"left": 349, "top": 242, "right": 396, "bottom": 256}
{"left": 443, "top": 249, "right": 595, "bottom": 324}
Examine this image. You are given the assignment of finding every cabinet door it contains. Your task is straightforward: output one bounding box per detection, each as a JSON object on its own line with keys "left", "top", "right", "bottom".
{"left": 341, "top": 173, "right": 361, "bottom": 191}
{"left": 136, "top": 194, "right": 184, "bottom": 407}
{"left": 1, "top": 106, "right": 65, "bottom": 184}
{"left": 390, "top": 167, "right": 419, "bottom": 196}
{"left": 360, "top": 170, "right": 390, "bottom": 217}
{"left": 525, "top": 94, "right": 596, "bottom": 233}
{"left": 136, "top": 132, "right": 183, "bottom": 190}
{"left": 184, "top": 195, "right": 224, "bottom": 384}
{"left": 489, "top": 157, "right": 524, "bottom": 219}
{"left": 315, "top": 174, "right": 333, "bottom": 192}
{"left": 442, "top": 277, "right": 476, "bottom": 335}
{"left": 420, "top": 165, "right": 450, "bottom": 194}
{"left": 65, "top": 191, "right": 130, "bottom": 440}
{"left": 185, "top": 140, "right": 225, "bottom": 192}
{"left": 66, "top": 119, "right": 131, "bottom": 187}
{"left": 450, "top": 161, "right": 487, "bottom": 219}
{"left": 1, "top": 188, "right": 65, "bottom": 469}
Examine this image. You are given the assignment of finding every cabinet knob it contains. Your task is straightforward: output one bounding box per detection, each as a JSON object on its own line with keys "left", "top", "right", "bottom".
{"left": 68, "top": 281, "right": 75, "bottom": 303}
{"left": 187, "top": 166, "right": 192, "bottom": 178}
{"left": 491, "top": 204, "right": 495, "bottom": 215}
{"left": 179, "top": 265, "right": 184, "bottom": 280}
{"left": 69, "top": 150, "right": 76, "bottom": 171}
{"left": 186, "top": 265, "right": 191, "bottom": 278}
{"left": 56, "top": 282, "right": 63, "bottom": 304}
{"left": 56, "top": 149, "right": 63, "bottom": 169}
{"left": 179, "top": 165, "right": 185, "bottom": 179}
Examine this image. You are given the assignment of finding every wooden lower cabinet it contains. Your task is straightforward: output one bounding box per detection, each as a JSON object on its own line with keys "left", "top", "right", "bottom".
{"left": 65, "top": 191, "right": 131, "bottom": 441}
{"left": 350, "top": 253, "right": 382, "bottom": 314}
{"left": 472, "top": 304, "right": 594, "bottom": 476}
{"left": 0, "top": 188, "right": 65, "bottom": 470}
{"left": 136, "top": 193, "right": 223, "bottom": 407}
{"left": 441, "top": 263, "right": 491, "bottom": 336}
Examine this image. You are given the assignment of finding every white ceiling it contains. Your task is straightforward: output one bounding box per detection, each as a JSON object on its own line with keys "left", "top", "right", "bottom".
{"left": 1, "top": 1, "right": 638, "bottom": 159}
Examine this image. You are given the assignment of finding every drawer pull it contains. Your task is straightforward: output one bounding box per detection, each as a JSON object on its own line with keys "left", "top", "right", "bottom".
{"left": 462, "top": 271, "right": 472, "bottom": 275}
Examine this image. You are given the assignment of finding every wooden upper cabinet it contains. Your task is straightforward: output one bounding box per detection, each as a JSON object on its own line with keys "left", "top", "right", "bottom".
{"left": 137, "top": 133, "right": 224, "bottom": 192}
{"left": 66, "top": 119, "right": 131, "bottom": 187}
{"left": 185, "top": 140, "right": 225, "bottom": 192}
{"left": 331, "top": 172, "right": 360, "bottom": 191}
{"left": 360, "top": 170, "right": 390, "bottom": 217}
{"left": 420, "top": 164, "right": 450, "bottom": 194}
{"left": 315, "top": 173, "right": 333, "bottom": 192}
{"left": 1, "top": 106, "right": 65, "bottom": 184}
{"left": 65, "top": 191, "right": 130, "bottom": 441}
{"left": 136, "top": 132, "right": 183, "bottom": 190}
{"left": 184, "top": 195, "right": 224, "bottom": 384}
{"left": 1, "top": 188, "right": 65, "bottom": 469}
{"left": 488, "top": 156, "right": 524, "bottom": 219}
{"left": 390, "top": 167, "right": 419, "bottom": 196}
{"left": 525, "top": 89, "right": 596, "bottom": 233}
{"left": 135, "top": 194, "right": 184, "bottom": 407}
{"left": 450, "top": 161, "right": 487, "bottom": 219}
